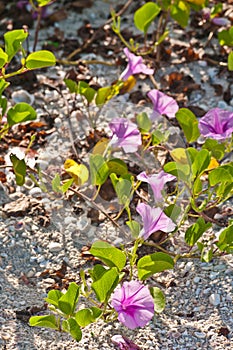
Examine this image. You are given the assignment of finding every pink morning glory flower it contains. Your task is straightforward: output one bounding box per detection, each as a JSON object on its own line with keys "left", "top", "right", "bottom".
{"left": 111, "top": 280, "right": 154, "bottom": 329}
{"left": 111, "top": 335, "right": 141, "bottom": 349}
{"left": 109, "top": 118, "right": 142, "bottom": 153}
{"left": 136, "top": 203, "right": 176, "bottom": 240}
{"left": 137, "top": 171, "right": 176, "bottom": 203}
{"left": 198, "top": 108, "right": 233, "bottom": 140}
{"left": 120, "top": 48, "right": 154, "bottom": 81}
{"left": 147, "top": 89, "right": 179, "bottom": 120}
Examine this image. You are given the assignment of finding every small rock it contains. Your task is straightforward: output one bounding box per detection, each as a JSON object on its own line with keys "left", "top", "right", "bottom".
{"left": 209, "top": 272, "right": 219, "bottom": 280}
{"left": 209, "top": 293, "right": 221, "bottom": 306}
{"left": 214, "top": 264, "right": 226, "bottom": 271}
{"left": 29, "top": 187, "right": 43, "bottom": 197}
{"left": 64, "top": 216, "right": 76, "bottom": 225}
{"left": 37, "top": 255, "right": 45, "bottom": 263}
{"left": 48, "top": 242, "right": 63, "bottom": 253}
{"left": 193, "top": 276, "right": 200, "bottom": 283}
{"left": 184, "top": 261, "right": 193, "bottom": 272}
{"left": 194, "top": 331, "right": 206, "bottom": 339}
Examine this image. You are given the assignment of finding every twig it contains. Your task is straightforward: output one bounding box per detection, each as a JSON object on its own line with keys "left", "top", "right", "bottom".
{"left": 33, "top": 6, "right": 42, "bottom": 51}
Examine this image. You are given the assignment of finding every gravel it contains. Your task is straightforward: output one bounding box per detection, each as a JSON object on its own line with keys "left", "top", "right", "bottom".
{"left": 1, "top": 1, "right": 233, "bottom": 349}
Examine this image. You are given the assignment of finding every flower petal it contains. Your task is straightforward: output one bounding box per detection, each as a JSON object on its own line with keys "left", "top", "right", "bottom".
{"left": 148, "top": 89, "right": 179, "bottom": 120}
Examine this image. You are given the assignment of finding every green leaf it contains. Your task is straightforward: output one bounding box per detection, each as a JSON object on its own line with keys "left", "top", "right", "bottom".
{"left": 10, "top": 154, "right": 26, "bottom": 186}
{"left": 150, "top": 287, "right": 166, "bottom": 313}
{"left": 7, "top": 102, "right": 37, "bottom": 126}
{"left": 95, "top": 86, "right": 112, "bottom": 106}
{"left": 218, "top": 27, "right": 233, "bottom": 46}
{"left": 0, "top": 79, "right": 10, "bottom": 96}
{"left": 202, "top": 138, "right": 225, "bottom": 160}
{"left": 64, "top": 78, "right": 79, "bottom": 93}
{"left": 58, "top": 282, "right": 80, "bottom": 316}
{"left": 89, "top": 154, "right": 109, "bottom": 185}
{"left": 75, "top": 307, "right": 102, "bottom": 327}
{"left": 136, "top": 112, "right": 152, "bottom": 132}
{"left": 51, "top": 173, "right": 62, "bottom": 193}
{"left": 208, "top": 165, "right": 233, "bottom": 186}
{"left": 107, "top": 158, "right": 128, "bottom": 176}
{"left": 151, "top": 129, "right": 169, "bottom": 144}
{"left": 110, "top": 173, "right": 133, "bottom": 205}
{"left": 170, "top": 1, "right": 190, "bottom": 28}
{"left": 193, "top": 176, "right": 202, "bottom": 196}
{"left": 134, "top": 2, "right": 161, "bottom": 34}
{"left": 228, "top": 51, "right": 233, "bottom": 71}
{"left": 0, "top": 48, "right": 8, "bottom": 68}
{"left": 163, "top": 161, "right": 191, "bottom": 183}
{"left": 185, "top": 217, "right": 212, "bottom": 246}
{"left": 89, "top": 264, "right": 107, "bottom": 282}
{"left": 4, "top": 29, "right": 28, "bottom": 62}
{"left": 91, "top": 267, "right": 119, "bottom": 302}
{"left": 62, "top": 318, "right": 82, "bottom": 342}
{"left": 164, "top": 204, "right": 181, "bottom": 222}
{"left": 216, "top": 224, "right": 233, "bottom": 253}
{"left": 77, "top": 81, "right": 96, "bottom": 103}
{"left": 25, "top": 50, "right": 56, "bottom": 69}
{"left": 137, "top": 252, "right": 174, "bottom": 280}
{"left": 176, "top": 108, "right": 200, "bottom": 143}
{"left": 126, "top": 220, "right": 141, "bottom": 238}
{"left": 45, "top": 289, "right": 63, "bottom": 308}
{"left": 0, "top": 96, "right": 7, "bottom": 116}
{"left": 90, "top": 240, "right": 126, "bottom": 271}
{"left": 29, "top": 315, "right": 58, "bottom": 329}
{"left": 191, "top": 149, "right": 211, "bottom": 177}
{"left": 61, "top": 178, "right": 74, "bottom": 193}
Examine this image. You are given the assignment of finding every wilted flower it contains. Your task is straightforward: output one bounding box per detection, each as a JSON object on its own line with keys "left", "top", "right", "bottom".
{"left": 109, "top": 118, "right": 142, "bottom": 153}
{"left": 211, "top": 17, "right": 231, "bottom": 26}
{"left": 111, "top": 280, "right": 154, "bottom": 329}
{"left": 136, "top": 203, "right": 176, "bottom": 240}
{"left": 198, "top": 108, "right": 233, "bottom": 140}
{"left": 137, "top": 170, "right": 176, "bottom": 203}
{"left": 147, "top": 89, "right": 179, "bottom": 120}
{"left": 120, "top": 48, "right": 154, "bottom": 81}
{"left": 111, "top": 335, "right": 141, "bottom": 350}
{"left": 202, "top": 8, "right": 231, "bottom": 26}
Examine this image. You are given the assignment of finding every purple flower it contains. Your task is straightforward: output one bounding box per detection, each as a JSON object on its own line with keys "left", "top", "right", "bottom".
{"left": 199, "top": 108, "right": 233, "bottom": 140}
{"left": 137, "top": 171, "right": 176, "bottom": 203}
{"left": 111, "top": 280, "right": 154, "bottom": 329}
{"left": 202, "top": 8, "right": 230, "bottom": 26}
{"left": 211, "top": 17, "right": 230, "bottom": 26}
{"left": 136, "top": 203, "right": 176, "bottom": 240}
{"left": 109, "top": 118, "right": 142, "bottom": 153}
{"left": 111, "top": 335, "right": 141, "bottom": 349}
{"left": 120, "top": 48, "right": 154, "bottom": 81}
{"left": 148, "top": 89, "right": 179, "bottom": 120}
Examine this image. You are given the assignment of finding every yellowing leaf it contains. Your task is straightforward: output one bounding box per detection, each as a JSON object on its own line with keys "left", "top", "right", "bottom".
{"left": 119, "top": 76, "right": 137, "bottom": 94}
{"left": 92, "top": 138, "right": 109, "bottom": 155}
{"left": 64, "top": 159, "right": 89, "bottom": 186}
{"left": 170, "top": 148, "right": 189, "bottom": 165}
{"left": 207, "top": 157, "right": 219, "bottom": 171}
{"left": 186, "top": 0, "right": 205, "bottom": 5}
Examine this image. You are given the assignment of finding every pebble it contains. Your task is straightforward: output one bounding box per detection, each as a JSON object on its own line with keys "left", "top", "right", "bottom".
{"left": 29, "top": 187, "right": 43, "bottom": 197}
{"left": 209, "top": 272, "right": 219, "bottom": 280}
{"left": 209, "top": 293, "right": 221, "bottom": 306}
{"left": 184, "top": 262, "right": 194, "bottom": 272}
{"left": 194, "top": 332, "right": 206, "bottom": 339}
{"left": 48, "top": 242, "right": 63, "bottom": 253}
{"left": 64, "top": 216, "right": 77, "bottom": 225}
{"left": 193, "top": 276, "right": 200, "bottom": 283}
